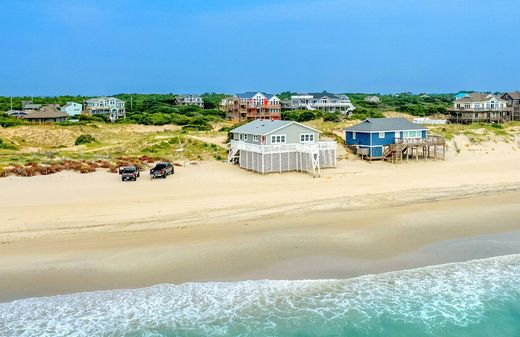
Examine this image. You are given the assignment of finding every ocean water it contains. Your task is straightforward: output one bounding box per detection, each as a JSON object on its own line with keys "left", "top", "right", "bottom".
{"left": 1, "top": 255, "right": 519, "bottom": 337}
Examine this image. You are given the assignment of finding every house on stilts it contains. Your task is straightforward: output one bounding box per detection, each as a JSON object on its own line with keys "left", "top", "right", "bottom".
{"left": 228, "top": 120, "right": 337, "bottom": 177}
{"left": 345, "top": 118, "right": 446, "bottom": 163}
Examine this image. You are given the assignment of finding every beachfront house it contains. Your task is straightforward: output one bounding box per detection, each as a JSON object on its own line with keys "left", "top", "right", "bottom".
{"left": 345, "top": 118, "right": 445, "bottom": 162}
{"left": 175, "top": 94, "right": 204, "bottom": 108}
{"left": 228, "top": 119, "right": 336, "bottom": 176}
{"left": 501, "top": 92, "right": 520, "bottom": 121}
{"left": 60, "top": 102, "right": 82, "bottom": 116}
{"left": 220, "top": 92, "right": 281, "bottom": 122}
{"left": 448, "top": 93, "right": 508, "bottom": 123}
{"left": 84, "top": 97, "right": 126, "bottom": 121}
{"left": 289, "top": 92, "right": 355, "bottom": 115}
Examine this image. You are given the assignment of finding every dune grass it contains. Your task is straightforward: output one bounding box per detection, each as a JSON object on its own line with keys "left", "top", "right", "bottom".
{"left": 0, "top": 123, "right": 228, "bottom": 172}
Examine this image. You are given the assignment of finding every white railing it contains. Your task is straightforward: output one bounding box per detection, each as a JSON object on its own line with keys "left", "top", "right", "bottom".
{"left": 291, "top": 102, "right": 353, "bottom": 108}
{"left": 230, "top": 140, "right": 336, "bottom": 154}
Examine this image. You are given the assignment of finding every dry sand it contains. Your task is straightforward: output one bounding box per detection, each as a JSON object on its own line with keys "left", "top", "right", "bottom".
{"left": 0, "top": 138, "right": 520, "bottom": 302}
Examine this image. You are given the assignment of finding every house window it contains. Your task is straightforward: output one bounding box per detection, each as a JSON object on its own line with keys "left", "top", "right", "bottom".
{"left": 240, "top": 134, "right": 244, "bottom": 140}
{"left": 253, "top": 135, "right": 259, "bottom": 141}
{"left": 395, "top": 131, "right": 400, "bottom": 138}
{"left": 378, "top": 132, "right": 385, "bottom": 139}
{"left": 352, "top": 132, "right": 356, "bottom": 140}
{"left": 464, "top": 103, "right": 470, "bottom": 109}
{"left": 403, "top": 131, "right": 421, "bottom": 138}
{"left": 244, "top": 135, "right": 248, "bottom": 141}
{"left": 300, "top": 133, "right": 315, "bottom": 142}
{"left": 271, "top": 135, "right": 286, "bottom": 144}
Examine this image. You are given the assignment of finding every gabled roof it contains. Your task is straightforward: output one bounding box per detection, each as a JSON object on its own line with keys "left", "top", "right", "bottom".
{"left": 457, "top": 93, "right": 504, "bottom": 103}
{"left": 502, "top": 92, "right": 520, "bottom": 100}
{"left": 6, "top": 110, "right": 28, "bottom": 116}
{"left": 230, "top": 119, "right": 320, "bottom": 136}
{"left": 308, "top": 92, "right": 345, "bottom": 100}
{"left": 177, "top": 94, "right": 202, "bottom": 99}
{"left": 236, "top": 92, "right": 278, "bottom": 100}
{"left": 345, "top": 118, "right": 427, "bottom": 132}
{"left": 85, "top": 96, "right": 124, "bottom": 103}
{"left": 236, "top": 92, "right": 261, "bottom": 99}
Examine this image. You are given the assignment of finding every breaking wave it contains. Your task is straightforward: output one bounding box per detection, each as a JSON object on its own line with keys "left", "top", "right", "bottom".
{"left": 1, "top": 255, "right": 519, "bottom": 337}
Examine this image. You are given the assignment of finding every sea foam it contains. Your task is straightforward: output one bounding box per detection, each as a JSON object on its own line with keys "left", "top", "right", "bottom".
{"left": 1, "top": 254, "right": 519, "bottom": 337}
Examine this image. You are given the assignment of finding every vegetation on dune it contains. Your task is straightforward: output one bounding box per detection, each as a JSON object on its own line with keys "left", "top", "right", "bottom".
{"left": 0, "top": 112, "right": 26, "bottom": 127}
{"left": 74, "top": 134, "right": 97, "bottom": 146}
{"left": 0, "top": 123, "right": 228, "bottom": 177}
{"left": 0, "top": 138, "right": 17, "bottom": 150}
{"left": 346, "top": 93, "right": 452, "bottom": 119}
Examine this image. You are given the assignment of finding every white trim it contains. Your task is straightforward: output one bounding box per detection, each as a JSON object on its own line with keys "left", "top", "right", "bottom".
{"left": 300, "top": 133, "right": 315, "bottom": 143}
{"left": 352, "top": 132, "right": 356, "bottom": 140}
{"left": 346, "top": 129, "right": 427, "bottom": 133}
{"left": 270, "top": 134, "right": 287, "bottom": 144}
{"left": 378, "top": 132, "right": 385, "bottom": 139}
{"left": 264, "top": 121, "right": 322, "bottom": 136}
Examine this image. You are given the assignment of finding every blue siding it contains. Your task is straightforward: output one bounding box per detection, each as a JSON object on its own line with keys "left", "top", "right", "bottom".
{"left": 346, "top": 129, "right": 427, "bottom": 159}
{"left": 371, "top": 131, "right": 396, "bottom": 146}
{"left": 346, "top": 131, "right": 370, "bottom": 146}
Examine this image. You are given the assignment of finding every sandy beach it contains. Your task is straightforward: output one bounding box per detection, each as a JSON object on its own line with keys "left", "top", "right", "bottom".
{"left": 1, "top": 137, "right": 520, "bottom": 302}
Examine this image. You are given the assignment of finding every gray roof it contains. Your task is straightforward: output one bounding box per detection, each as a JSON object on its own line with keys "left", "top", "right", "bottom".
{"left": 85, "top": 96, "right": 124, "bottom": 103}
{"left": 177, "top": 94, "right": 202, "bottom": 99}
{"left": 345, "top": 118, "right": 427, "bottom": 132}
{"left": 231, "top": 119, "right": 319, "bottom": 136}
{"left": 308, "top": 92, "right": 345, "bottom": 100}
{"left": 236, "top": 92, "right": 278, "bottom": 100}
{"left": 502, "top": 92, "right": 520, "bottom": 100}
{"left": 457, "top": 93, "right": 503, "bottom": 103}
{"left": 24, "top": 107, "right": 68, "bottom": 119}
{"left": 22, "top": 103, "right": 42, "bottom": 110}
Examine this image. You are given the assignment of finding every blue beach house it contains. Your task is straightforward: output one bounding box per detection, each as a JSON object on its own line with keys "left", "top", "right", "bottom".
{"left": 345, "top": 118, "right": 428, "bottom": 159}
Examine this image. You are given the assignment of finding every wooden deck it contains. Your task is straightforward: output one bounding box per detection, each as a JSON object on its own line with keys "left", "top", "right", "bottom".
{"left": 383, "top": 136, "right": 446, "bottom": 163}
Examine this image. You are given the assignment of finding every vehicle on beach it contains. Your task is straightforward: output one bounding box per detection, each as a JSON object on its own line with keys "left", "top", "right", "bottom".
{"left": 119, "top": 165, "right": 140, "bottom": 181}
{"left": 150, "top": 162, "right": 174, "bottom": 179}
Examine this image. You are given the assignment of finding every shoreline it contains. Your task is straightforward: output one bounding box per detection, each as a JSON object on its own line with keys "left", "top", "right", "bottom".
{"left": 1, "top": 189, "right": 519, "bottom": 303}
{"left": 1, "top": 142, "right": 520, "bottom": 303}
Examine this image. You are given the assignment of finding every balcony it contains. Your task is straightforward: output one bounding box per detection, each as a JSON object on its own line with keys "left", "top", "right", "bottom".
{"left": 230, "top": 140, "right": 337, "bottom": 155}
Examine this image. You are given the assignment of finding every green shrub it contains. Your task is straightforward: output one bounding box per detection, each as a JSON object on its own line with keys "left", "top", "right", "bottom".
{"left": 0, "top": 138, "right": 17, "bottom": 150}
{"left": 0, "top": 112, "right": 25, "bottom": 127}
{"left": 323, "top": 112, "right": 341, "bottom": 122}
{"left": 74, "top": 134, "right": 96, "bottom": 146}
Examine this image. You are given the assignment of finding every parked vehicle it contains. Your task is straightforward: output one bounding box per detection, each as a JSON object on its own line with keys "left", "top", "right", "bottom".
{"left": 119, "top": 165, "right": 140, "bottom": 181}
{"left": 150, "top": 162, "right": 174, "bottom": 179}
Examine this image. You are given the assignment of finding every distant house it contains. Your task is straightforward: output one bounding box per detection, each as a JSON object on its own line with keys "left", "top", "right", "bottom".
{"left": 175, "top": 94, "right": 204, "bottom": 108}
{"left": 220, "top": 92, "right": 281, "bottom": 122}
{"left": 364, "top": 95, "right": 380, "bottom": 103}
{"left": 60, "top": 102, "right": 82, "bottom": 116}
{"left": 6, "top": 110, "right": 29, "bottom": 118}
{"left": 21, "top": 101, "right": 42, "bottom": 111}
{"left": 84, "top": 97, "right": 125, "bottom": 121}
{"left": 228, "top": 119, "right": 336, "bottom": 176}
{"left": 345, "top": 118, "right": 428, "bottom": 159}
{"left": 23, "top": 105, "right": 68, "bottom": 123}
{"left": 501, "top": 92, "right": 520, "bottom": 121}
{"left": 448, "top": 93, "right": 508, "bottom": 123}
{"left": 289, "top": 92, "right": 355, "bottom": 114}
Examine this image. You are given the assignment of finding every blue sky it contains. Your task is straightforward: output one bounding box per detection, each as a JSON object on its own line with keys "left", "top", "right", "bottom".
{"left": 0, "top": 0, "right": 519, "bottom": 96}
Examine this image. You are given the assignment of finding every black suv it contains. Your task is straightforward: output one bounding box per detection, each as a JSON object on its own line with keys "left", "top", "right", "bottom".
{"left": 150, "top": 162, "right": 174, "bottom": 179}
{"left": 119, "top": 166, "right": 140, "bottom": 181}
